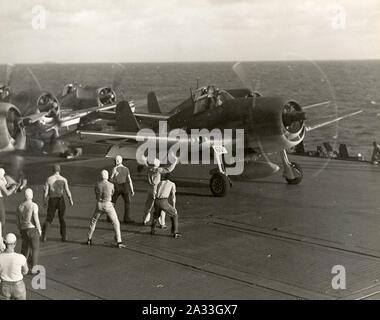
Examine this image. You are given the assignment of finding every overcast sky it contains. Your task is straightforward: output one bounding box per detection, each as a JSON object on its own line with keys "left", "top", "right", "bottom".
{"left": 0, "top": 0, "right": 379, "bottom": 63}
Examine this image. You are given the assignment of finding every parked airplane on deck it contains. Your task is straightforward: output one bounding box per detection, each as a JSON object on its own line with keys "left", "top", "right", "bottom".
{"left": 0, "top": 65, "right": 126, "bottom": 155}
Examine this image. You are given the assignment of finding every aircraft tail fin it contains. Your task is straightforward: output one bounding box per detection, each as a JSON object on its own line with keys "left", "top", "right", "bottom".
{"left": 147, "top": 91, "right": 163, "bottom": 114}
{"left": 116, "top": 100, "right": 140, "bottom": 132}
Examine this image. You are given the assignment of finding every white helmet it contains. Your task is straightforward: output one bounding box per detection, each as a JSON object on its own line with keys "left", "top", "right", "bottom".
{"left": 25, "top": 188, "right": 33, "bottom": 200}
{"left": 4, "top": 233, "right": 17, "bottom": 244}
{"left": 115, "top": 155, "right": 123, "bottom": 165}
{"left": 101, "top": 169, "right": 109, "bottom": 180}
{"left": 153, "top": 158, "right": 160, "bottom": 168}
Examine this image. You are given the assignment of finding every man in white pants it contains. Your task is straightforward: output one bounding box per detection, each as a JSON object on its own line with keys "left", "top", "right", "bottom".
{"left": 87, "top": 170, "right": 126, "bottom": 248}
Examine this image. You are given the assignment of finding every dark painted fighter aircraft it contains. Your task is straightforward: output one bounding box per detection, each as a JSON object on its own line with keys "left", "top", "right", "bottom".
{"left": 77, "top": 82, "right": 362, "bottom": 197}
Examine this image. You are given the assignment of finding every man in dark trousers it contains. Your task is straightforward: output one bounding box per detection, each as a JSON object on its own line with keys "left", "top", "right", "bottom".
{"left": 16, "top": 188, "right": 41, "bottom": 271}
{"left": 41, "top": 164, "right": 73, "bottom": 242}
{"left": 110, "top": 155, "right": 135, "bottom": 224}
{"left": 151, "top": 174, "right": 181, "bottom": 238}
{"left": 142, "top": 154, "right": 178, "bottom": 226}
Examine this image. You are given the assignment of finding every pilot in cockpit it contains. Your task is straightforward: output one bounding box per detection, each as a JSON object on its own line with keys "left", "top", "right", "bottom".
{"left": 0, "top": 84, "right": 10, "bottom": 101}
{"left": 206, "top": 85, "right": 219, "bottom": 109}
{"left": 62, "top": 83, "right": 78, "bottom": 97}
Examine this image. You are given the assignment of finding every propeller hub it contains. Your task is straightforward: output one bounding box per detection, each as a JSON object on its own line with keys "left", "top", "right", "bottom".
{"left": 282, "top": 101, "right": 305, "bottom": 134}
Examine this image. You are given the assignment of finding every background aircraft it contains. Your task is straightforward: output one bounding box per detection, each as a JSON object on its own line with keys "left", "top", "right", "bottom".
{"left": 0, "top": 64, "right": 131, "bottom": 156}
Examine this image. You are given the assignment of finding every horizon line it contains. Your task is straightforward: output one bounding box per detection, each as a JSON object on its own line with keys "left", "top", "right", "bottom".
{"left": 1, "top": 58, "right": 380, "bottom": 65}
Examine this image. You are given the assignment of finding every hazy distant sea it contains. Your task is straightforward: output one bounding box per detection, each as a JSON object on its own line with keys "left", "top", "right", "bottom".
{"left": 1, "top": 60, "right": 379, "bottom": 158}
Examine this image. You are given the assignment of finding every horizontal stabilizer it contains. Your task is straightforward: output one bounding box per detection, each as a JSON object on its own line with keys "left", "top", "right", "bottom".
{"left": 106, "top": 144, "right": 138, "bottom": 160}
{"left": 134, "top": 112, "right": 170, "bottom": 121}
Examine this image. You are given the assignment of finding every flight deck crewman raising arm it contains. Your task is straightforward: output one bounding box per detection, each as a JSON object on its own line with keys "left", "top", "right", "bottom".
{"left": 0, "top": 168, "right": 18, "bottom": 233}
{"left": 142, "top": 153, "right": 178, "bottom": 226}
{"left": 41, "top": 164, "right": 73, "bottom": 242}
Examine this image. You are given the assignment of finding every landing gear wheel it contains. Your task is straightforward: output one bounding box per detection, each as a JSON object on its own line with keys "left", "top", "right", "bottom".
{"left": 210, "top": 173, "right": 231, "bottom": 197}
{"left": 285, "top": 162, "right": 303, "bottom": 185}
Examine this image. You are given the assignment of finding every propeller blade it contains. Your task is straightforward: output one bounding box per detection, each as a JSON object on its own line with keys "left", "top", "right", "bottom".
{"left": 26, "top": 67, "right": 42, "bottom": 90}
{"left": 112, "top": 63, "right": 127, "bottom": 100}
{"left": 303, "top": 101, "right": 331, "bottom": 110}
{"left": 305, "top": 110, "right": 362, "bottom": 132}
{"left": 5, "top": 63, "right": 15, "bottom": 87}
{"left": 233, "top": 61, "right": 276, "bottom": 169}
{"left": 233, "top": 62, "right": 254, "bottom": 93}
{"left": 15, "top": 127, "right": 26, "bottom": 151}
{"left": 8, "top": 154, "right": 25, "bottom": 180}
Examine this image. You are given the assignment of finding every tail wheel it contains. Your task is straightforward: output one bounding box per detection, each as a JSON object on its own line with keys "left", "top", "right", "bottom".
{"left": 285, "top": 162, "right": 303, "bottom": 185}
{"left": 210, "top": 173, "right": 231, "bottom": 197}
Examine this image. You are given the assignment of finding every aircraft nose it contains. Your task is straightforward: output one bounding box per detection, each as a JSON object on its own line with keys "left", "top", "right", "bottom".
{"left": 282, "top": 111, "right": 306, "bottom": 127}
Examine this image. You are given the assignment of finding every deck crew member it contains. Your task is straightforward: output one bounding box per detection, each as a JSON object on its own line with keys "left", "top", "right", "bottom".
{"left": 87, "top": 170, "right": 126, "bottom": 248}
{"left": 41, "top": 164, "right": 73, "bottom": 242}
{"left": 0, "top": 168, "right": 19, "bottom": 233}
{"left": 111, "top": 155, "right": 135, "bottom": 224}
{"left": 0, "top": 233, "right": 29, "bottom": 300}
{"left": 16, "top": 188, "right": 41, "bottom": 271}
{"left": 371, "top": 141, "right": 380, "bottom": 165}
{"left": 0, "top": 222, "right": 4, "bottom": 252}
{"left": 142, "top": 154, "right": 178, "bottom": 226}
{"left": 151, "top": 174, "right": 181, "bottom": 238}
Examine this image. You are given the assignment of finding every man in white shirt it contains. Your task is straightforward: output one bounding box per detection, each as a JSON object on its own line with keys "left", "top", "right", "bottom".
{"left": 150, "top": 174, "right": 181, "bottom": 238}
{"left": 0, "top": 233, "right": 29, "bottom": 300}
{"left": 87, "top": 170, "right": 126, "bottom": 248}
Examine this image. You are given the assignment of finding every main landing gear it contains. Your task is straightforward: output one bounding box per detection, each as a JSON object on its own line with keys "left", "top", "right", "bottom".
{"left": 279, "top": 149, "right": 303, "bottom": 185}
{"left": 209, "top": 146, "right": 232, "bottom": 197}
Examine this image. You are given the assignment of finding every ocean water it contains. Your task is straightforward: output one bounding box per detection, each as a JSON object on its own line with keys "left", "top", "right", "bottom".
{"left": 1, "top": 60, "right": 380, "bottom": 158}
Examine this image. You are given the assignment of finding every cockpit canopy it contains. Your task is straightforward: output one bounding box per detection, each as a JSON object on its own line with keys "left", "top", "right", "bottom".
{"left": 193, "top": 85, "right": 234, "bottom": 114}
{"left": 61, "top": 83, "right": 80, "bottom": 97}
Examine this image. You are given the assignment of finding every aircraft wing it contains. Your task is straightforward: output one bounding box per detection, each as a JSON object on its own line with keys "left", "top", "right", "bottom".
{"left": 305, "top": 110, "right": 362, "bottom": 132}
{"left": 77, "top": 130, "right": 232, "bottom": 162}
{"left": 77, "top": 130, "right": 220, "bottom": 143}
{"left": 21, "top": 112, "right": 50, "bottom": 124}
{"left": 48, "top": 103, "right": 118, "bottom": 130}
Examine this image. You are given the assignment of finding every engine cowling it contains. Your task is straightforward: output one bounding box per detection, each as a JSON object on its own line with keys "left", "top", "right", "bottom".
{"left": 10, "top": 90, "right": 60, "bottom": 126}
{"left": 97, "top": 87, "right": 117, "bottom": 106}
{"left": 0, "top": 103, "right": 25, "bottom": 151}
{"left": 246, "top": 96, "right": 306, "bottom": 153}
